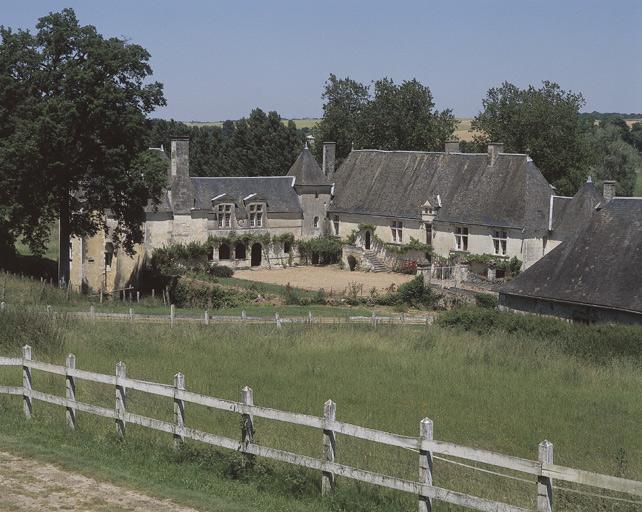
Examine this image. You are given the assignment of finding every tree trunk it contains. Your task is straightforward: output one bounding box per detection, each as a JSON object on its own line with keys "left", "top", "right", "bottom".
{"left": 58, "top": 198, "right": 71, "bottom": 287}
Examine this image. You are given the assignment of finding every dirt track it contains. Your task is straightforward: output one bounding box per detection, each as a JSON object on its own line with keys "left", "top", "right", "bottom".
{"left": 0, "top": 451, "right": 199, "bottom": 511}
{"left": 233, "top": 264, "right": 416, "bottom": 294}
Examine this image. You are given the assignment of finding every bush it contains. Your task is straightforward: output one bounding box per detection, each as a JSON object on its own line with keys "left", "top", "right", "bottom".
{"left": 168, "top": 279, "right": 252, "bottom": 309}
{"left": 375, "top": 276, "right": 441, "bottom": 309}
{"left": 297, "top": 236, "right": 342, "bottom": 264}
{"left": 475, "top": 293, "right": 498, "bottom": 309}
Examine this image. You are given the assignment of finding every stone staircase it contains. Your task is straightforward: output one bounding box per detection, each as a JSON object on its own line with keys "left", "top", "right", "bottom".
{"left": 362, "top": 250, "right": 390, "bottom": 273}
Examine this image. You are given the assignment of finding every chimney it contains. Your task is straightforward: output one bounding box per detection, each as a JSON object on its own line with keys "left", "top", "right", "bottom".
{"left": 323, "top": 142, "right": 336, "bottom": 179}
{"left": 603, "top": 180, "right": 616, "bottom": 202}
{"left": 170, "top": 136, "right": 190, "bottom": 178}
{"left": 445, "top": 140, "right": 460, "bottom": 153}
{"left": 487, "top": 143, "right": 504, "bottom": 166}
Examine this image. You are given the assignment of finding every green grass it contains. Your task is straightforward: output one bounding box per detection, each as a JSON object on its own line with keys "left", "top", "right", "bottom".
{"left": 634, "top": 170, "right": 642, "bottom": 196}
{"left": 0, "top": 299, "right": 640, "bottom": 511}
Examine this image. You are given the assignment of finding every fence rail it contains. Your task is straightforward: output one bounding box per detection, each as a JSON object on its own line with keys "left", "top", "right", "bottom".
{"left": 1, "top": 347, "right": 640, "bottom": 511}
{"left": 0, "top": 302, "right": 434, "bottom": 328}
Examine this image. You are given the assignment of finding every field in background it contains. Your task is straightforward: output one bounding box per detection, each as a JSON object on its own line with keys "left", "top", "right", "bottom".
{"left": 186, "top": 118, "right": 479, "bottom": 141}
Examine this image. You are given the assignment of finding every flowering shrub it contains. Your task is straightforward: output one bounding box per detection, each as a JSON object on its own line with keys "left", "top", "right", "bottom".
{"left": 395, "top": 260, "right": 417, "bottom": 275}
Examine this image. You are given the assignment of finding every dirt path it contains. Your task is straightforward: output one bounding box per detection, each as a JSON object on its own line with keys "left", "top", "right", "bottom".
{"left": 0, "top": 451, "right": 200, "bottom": 512}
{"left": 234, "top": 265, "right": 416, "bottom": 294}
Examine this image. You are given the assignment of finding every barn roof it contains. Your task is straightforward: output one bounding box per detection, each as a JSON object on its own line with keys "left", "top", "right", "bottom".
{"left": 501, "top": 198, "right": 642, "bottom": 314}
{"left": 550, "top": 179, "right": 604, "bottom": 234}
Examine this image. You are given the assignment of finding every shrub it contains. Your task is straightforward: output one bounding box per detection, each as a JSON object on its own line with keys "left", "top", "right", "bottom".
{"left": 475, "top": 293, "right": 498, "bottom": 309}
{"left": 297, "top": 236, "right": 342, "bottom": 264}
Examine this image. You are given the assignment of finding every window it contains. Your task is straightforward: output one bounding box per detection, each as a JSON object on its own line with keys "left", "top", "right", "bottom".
{"left": 391, "top": 221, "right": 403, "bottom": 243}
{"left": 425, "top": 223, "right": 432, "bottom": 244}
{"left": 313, "top": 216, "right": 319, "bottom": 228}
{"left": 217, "top": 204, "right": 232, "bottom": 228}
{"left": 249, "top": 203, "right": 263, "bottom": 228}
{"left": 455, "top": 226, "right": 469, "bottom": 251}
{"left": 333, "top": 215, "right": 339, "bottom": 236}
{"left": 492, "top": 229, "right": 507, "bottom": 256}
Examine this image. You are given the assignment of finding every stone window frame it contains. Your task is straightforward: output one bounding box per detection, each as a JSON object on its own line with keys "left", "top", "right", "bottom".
{"left": 333, "top": 215, "right": 340, "bottom": 236}
{"left": 217, "top": 203, "right": 233, "bottom": 229}
{"left": 455, "top": 226, "right": 469, "bottom": 251}
{"left": 313, "top": 216, "right": 319, "bottom": 228}
{"left": 391, "top": 221, "right": 403, "bottom": 243}
{"left": 492, "top": 229, "right": 508, "bottom": 256}
{"left": 248, "top": 202, "right": 265, "bottom": 228}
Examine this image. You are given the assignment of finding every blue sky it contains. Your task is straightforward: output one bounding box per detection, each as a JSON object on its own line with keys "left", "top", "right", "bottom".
{"left": 2, "top": 0, "right": 641, "bottom": 122}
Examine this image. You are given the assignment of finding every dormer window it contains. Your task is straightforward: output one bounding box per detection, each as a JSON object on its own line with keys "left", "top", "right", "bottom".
{"left": 249, "top": 203, "right": 264, "bottom": 228}
{"left": 217, "top": 204, "right": 232, "bottom": 228}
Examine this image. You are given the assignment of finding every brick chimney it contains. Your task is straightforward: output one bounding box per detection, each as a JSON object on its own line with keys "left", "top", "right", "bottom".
{"left": 323, "top": 142, "right": 336, "bottom": 179}
{"left": 445, "top": 140, "right": 460, "bottom": 153}
{"left": 487, "top": 143, "right": 504, "bottom": 166}
{"left": 603, "top": 180, "right": 616, "bottom": 202}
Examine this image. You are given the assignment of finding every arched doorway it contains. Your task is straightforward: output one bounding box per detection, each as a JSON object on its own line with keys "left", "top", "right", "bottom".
{"left": 347, "top": 255, "right": 357, "bottom": 271}
{"left": 365, "top": 231, "right": 371, "bottom": 250}
{"left": 235, "top": 243, "right": 246, "bottom": 260}
{"left": 219, "top": 244, "right": 230, "bottom": 260}
{"left": 251, "top": 243, "right": 262, "bottom": 267}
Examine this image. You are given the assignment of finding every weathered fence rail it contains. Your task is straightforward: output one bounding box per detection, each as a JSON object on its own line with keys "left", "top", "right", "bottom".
{"left": 0, "top": 347, "right": 640, "bottom": 511}
{"left": 0, "top": 302, "right": 434, "bottom": 328}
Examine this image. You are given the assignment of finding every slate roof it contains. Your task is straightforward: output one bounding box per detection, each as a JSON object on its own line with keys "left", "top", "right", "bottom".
{"left": 501, "top": 198, "right": 642, "bottom": 314}
{"left": 550, "top": 179, "right": 604, "bottom": 233}
{"left": 191, "top": 176, "right": 302, "bottom": 213}
{"left": 328, "top": 150, "right": 552, "bottom": 230}
{"left": 287, "top": 146, "right": 331, "bottom": 186}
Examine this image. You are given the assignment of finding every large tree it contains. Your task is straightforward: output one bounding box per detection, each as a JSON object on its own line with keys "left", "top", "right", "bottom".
{"left": 312, "top": 75, "right": 455, "bottom": 165}
{"left": 471, "top": 81, "right": 594, "bottom": 195}
{"left": 0, "top": 9, "right": 166, "bottom": 284}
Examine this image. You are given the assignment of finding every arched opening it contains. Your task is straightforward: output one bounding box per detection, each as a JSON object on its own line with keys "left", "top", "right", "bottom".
{"left": 284, "top": 242, "right": 291, "bottom": 254}
{"left": 219, "top": 244, "right": 230, "bottom": 260}
{"left": 365, "top": 231, "right": 371, "bottom": 250}
{"left": 311, "top": 252, "right": 319, "bottom": 265}
{"left": 347, "top": 255, "right": 357, "bottom": 271}
{"left": 235, "top": 243, "right": 246, "bottom": 260}
{"left": 251, "top": 243, "right": 262, "bottom": 267}
{"left": 104, "top": 242, "right": 114, "bottom": 270}
{"left": 313, "top": 216, "right": 319, "bottom": 228}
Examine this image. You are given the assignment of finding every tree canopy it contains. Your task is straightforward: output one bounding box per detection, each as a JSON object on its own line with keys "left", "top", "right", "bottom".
{"left": 471, "top": 81, "right": 594, "bottom": 196}
{"left": 0, "top": 8, "right": 167, "bottom": 282}
{"left": 148, "top": 109, "right": 305, "bottom": 178}
{"left": 312, "top": 74, "right": 456, "bottom": 165}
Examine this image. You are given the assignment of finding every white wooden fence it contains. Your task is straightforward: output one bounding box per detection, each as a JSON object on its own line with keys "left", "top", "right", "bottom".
{"left": 0, "top": 346, "right": 640, "bottom": 511}
{"left": 0, "top": 302, "right": 434, "bottom": 328}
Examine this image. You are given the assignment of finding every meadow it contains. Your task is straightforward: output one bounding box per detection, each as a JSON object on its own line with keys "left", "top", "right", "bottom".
{"left": 0, "top": 275, "right": 640, "bottom": 511}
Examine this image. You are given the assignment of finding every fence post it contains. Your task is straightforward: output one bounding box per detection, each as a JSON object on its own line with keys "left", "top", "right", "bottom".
{"left": 275, "top": 311, "right": 281, "bottom": 329}
{"left": 322, "top": 399, "right": 336, "bottom": 495}
{"left": 174, "top": 372, "right": 185, "bottom": 448}
{"left": 136, "top": 291, "right": 140, "bottom": 303}
{"left": 242, "top": 386, "right": 254, "bottom": 446}
{"left": 46, "top": 305, "right": 52, "bottom": 314}
{"left": 100, "top": 288, "right": 103, "bottom": 305}
{"left": 1, "top": 301, "right": 5, "bottom": 311}
{"left": 308, "top": 311, "right": 313, "bottom": 324}
{"left": 419, "top": 417, "right": 434, "bottom": 512}
{"left": 129, "top": 308, "right": 134, "bottom": 324}
{"left": 400, "top": 311, "right": 405, "bottom": 327}
{"left": 170, "top": 304, "right": 175, "bottom": 327}
{"left": 22, "top": 345, "right": 32, "bottom": 419}
{"left": 372, "top": 311, "right": 377, "bottom": 328}
{"left": 205, "top": 310, "right": 209, "bottom": 325}
{"left": 242, "top": 310, "right": 247, "bottom": 326}
{"left": 426, "top": 315, "right": 432, "bottom": 327}
{"left": 345, "top": 312, "right": 349, "bottom": 324}
{"left": 90, "top": 305, "right": 95, "bottom": 324}
{"left": 538, "top": 440, "right": 553, "bottom": 512}
{"left": 66, "top": 354, "right": 76, "bottom": 430}
{"left": 115, "top": 361, "right": 126, "bottom": 439}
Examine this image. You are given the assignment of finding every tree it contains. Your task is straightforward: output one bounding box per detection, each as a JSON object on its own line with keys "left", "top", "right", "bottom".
{"left": 471, "top": 81, "right": 594, "bottom": 195}
{"left": 0, "top": 9, "right": 166, "bottom": 284}
{"left": 223, "top": 109, "right": 303, "bottom": 177}
{"left": 312, "top": 74, "right": 370, "bottom": 165}
{"left": 312, "top": 74, "right": 455, "bottom": 165}
{"left": 582, "top": 120, "right": 642, "bottom": 196}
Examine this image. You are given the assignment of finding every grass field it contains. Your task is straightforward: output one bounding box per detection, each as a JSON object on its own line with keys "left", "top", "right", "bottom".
{"left": 0, "top": 274, "right": 640, "bottom": 511}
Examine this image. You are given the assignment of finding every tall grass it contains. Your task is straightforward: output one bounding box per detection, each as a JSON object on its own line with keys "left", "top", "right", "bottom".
{"left": 0, "top": 311, "right": 640, "bottom": 511}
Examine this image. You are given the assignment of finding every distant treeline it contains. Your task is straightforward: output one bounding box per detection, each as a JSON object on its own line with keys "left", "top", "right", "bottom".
{"left": 580, "top": 112, "right": 642, "bottom": 120}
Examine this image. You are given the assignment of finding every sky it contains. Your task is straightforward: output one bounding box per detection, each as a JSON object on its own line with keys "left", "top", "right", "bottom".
{"left": 2, "top": 0, "right": 641, "bottom": 122}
